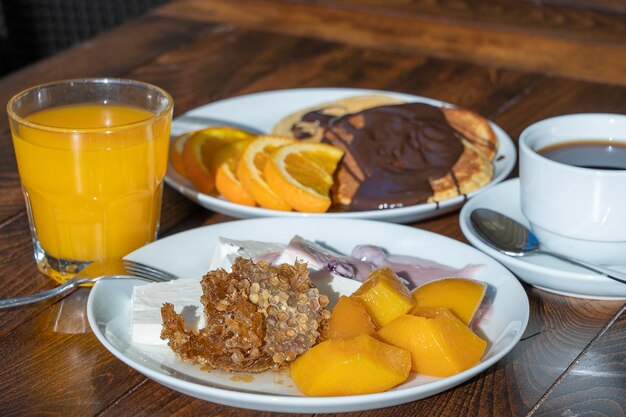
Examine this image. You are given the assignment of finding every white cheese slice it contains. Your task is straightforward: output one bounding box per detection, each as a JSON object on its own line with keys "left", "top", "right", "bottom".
{"left": 209, "top": 237, "right": 286, "bottom": 271}
{"left": 131, "top": 279, "right": 204, "bottom": 345}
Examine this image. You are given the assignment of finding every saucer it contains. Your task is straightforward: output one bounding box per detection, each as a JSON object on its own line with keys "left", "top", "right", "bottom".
{"left": 459, "top": 178, "right": 626, "bottom": 300}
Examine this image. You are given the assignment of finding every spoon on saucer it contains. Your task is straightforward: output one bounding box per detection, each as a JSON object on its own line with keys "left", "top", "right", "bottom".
{"left": 470, "top": 208, "right": 626, "bottom": 284}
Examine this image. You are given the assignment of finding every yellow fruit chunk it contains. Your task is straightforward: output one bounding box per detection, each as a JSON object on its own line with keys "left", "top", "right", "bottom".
{"left": 170, "top": 131, "right": 191, "bottom": 177}
{"left": 236, "top": 135, "right": 294, "bottom": 211}
{"left": 182, "top": 127, "right": 255, "bottom": 194}
{"left": 378, "top": 307, "right": 487, "bottom": 377}
{"left": 264, "top": 142, "right": 344, "bottom": 213}
{"left": 325, "top": 296, "right": 377, "bottom": 340}
{"left": 290, "top": 333, "right": 411, "bottom": 396}
{"left": 352, "top": 268, "right": 415, "bottom": 328}
{"left": 214, "top": 141, "right": 256, "bottom": 206}
{"left": 412, "top": 278, "right": 487, "bottom": 326}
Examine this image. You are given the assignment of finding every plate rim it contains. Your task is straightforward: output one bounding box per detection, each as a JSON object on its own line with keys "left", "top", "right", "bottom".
{"left": 165, "top": 87, "right": 517, "bottom": 223}
{"left": 87, "top": 217, "right": 530, "bottom": 413}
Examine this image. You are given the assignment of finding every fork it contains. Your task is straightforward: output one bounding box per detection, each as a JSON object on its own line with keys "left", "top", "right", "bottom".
{"left": 0, "top": 259, "right": 178, "bottom": 309}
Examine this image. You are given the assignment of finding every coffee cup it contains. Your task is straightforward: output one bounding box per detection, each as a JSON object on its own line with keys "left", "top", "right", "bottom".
{"left": 519, "top": 113, "right": 626, "bottom": 266}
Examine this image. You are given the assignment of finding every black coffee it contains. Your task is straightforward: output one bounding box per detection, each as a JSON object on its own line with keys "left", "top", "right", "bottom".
{"left": 538, "top": 140, "right": 626, "bottom": 170}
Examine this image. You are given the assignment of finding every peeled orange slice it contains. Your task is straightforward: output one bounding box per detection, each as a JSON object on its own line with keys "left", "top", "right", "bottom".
{"left": 236, "top": 135, "right": 294, "bottom": 211}
{"left": 264, "top": 142, "right": 344, "bottom": 213}
{"left": 170, "top": 132, "right": 191, "bottom": 177}
{"left": 214, "top": 140, "right": 256, "bottom": 206}
{"left": 181, "top": 127, "right": 255, "bottom": 194}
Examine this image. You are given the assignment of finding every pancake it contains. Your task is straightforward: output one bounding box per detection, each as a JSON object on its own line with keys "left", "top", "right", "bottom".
{"left": 429, "top": 141, "right": 493, "bottom": 203}
{"left": 272, "top": 95, "right": 404, "bottom": 142}
{"left": 272, "top": 95, "right": 498, "bottom": 211}
{"left": 441, "top": 107, "right": 498, "bottom": 161}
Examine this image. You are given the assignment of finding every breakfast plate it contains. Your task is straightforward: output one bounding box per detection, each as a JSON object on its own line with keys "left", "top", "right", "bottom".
{"left": 460, "top": 178, "right": 626, "bottom": 299}
{"left": 165, "top": 88, "right": 516, "bottom": 223}
{"left": 88, "top": 218, "right": 529, "bottom": 413}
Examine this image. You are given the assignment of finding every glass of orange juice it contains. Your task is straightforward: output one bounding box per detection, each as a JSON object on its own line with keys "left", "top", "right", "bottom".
{"left": 7, "top": 79, "right": 173, "bottom": 283}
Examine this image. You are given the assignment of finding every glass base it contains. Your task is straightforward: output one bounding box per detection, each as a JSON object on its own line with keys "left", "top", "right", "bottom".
{"left": 33, "top": 239, "right": 91, "bottom": 284}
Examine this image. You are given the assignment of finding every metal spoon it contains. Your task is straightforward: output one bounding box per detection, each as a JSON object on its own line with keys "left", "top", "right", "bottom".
{"left": 470, "top": 208, "right": 626, "bottom": 284}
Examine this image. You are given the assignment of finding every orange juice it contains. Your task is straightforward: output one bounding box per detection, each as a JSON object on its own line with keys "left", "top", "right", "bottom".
{"left": 12, "top": 103, "right": 170, "bottom": 276}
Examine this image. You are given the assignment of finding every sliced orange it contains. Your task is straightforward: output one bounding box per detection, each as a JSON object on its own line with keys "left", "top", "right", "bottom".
{"left": 181, "top": 127, "right": 255, "bottom": 194}
{"left": 214, "top": 140, "right": 256, "bottom": 206}
{"left": 264, "top": 142, "right": 344, "bottom": 212}
{"left": 170, "top": 132, "right": 191, "bottom": 177}
{"left": 236, "top": 135, "right": 294, "bottom": 211}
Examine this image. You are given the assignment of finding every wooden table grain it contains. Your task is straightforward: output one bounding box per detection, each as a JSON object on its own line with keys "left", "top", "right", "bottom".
{"left": 0, "top": 1, "right": 624, "bottom": 416}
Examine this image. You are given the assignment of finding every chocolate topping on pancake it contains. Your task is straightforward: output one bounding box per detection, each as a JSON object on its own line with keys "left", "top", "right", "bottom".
{"left": 273, "top": 95, "right": 498, "bottom": 212}
{"left": 292, "top": 111, "right": 334, "bottom": 139}
{"left": 304, "top": 103, "right": 465, "bottom": 210}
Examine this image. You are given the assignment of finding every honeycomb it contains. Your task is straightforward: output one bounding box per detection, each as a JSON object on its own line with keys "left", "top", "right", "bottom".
{"left": 161, "top": 257, "right": 330, "bottom": 372}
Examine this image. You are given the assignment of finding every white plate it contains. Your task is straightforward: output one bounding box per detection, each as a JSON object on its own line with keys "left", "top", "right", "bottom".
{"left": 460, "top": 178, "right": 626, "bottom": 300}
{"left": 87, "top": 218, "right": 528, "bottom": 413}
{"left": 165, "top": 87, "right": 516, "bottom": 223}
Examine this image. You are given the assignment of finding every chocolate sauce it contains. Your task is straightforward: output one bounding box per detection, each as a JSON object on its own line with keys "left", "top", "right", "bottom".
{"left": 291, "top": 111, "right": 331, "bottom": 139}
{"left": 300, "top": 103, "right": 465, "bottom": 211}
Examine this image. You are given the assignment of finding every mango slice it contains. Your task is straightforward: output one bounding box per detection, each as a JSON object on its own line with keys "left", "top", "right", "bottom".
{"left": 378, "top": 307, "right": 487, "bottom": 377}
{"left": 351, "top": 268, "right": 415, "bottom": 327}
{"left": 412, "top": 278, "right": 487, "bottom": 326}
{"left": 325, "top": 296, "right": 377, "bottom": 340}
{"left": 290, "top": 333, "right": 411, "bottom": 396}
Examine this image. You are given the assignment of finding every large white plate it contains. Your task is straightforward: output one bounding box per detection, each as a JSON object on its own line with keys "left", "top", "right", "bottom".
{"left": 87, "top": 218, "right": 528, "bottom": 413}
{"left": 460, "top": 178, "right": 626, "bottom": 300}
{"left": 165, "top": 88, "right": 516, "bottom": 223}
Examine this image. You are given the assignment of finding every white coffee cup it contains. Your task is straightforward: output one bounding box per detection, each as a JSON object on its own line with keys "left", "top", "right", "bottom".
{"left": 519, "top": 113, "right": 626, "bottom": 266}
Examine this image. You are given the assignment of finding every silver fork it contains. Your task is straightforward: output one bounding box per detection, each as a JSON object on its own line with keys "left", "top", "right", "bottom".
{"left": 0, "top": 259, "right": 178, "bottom": 309}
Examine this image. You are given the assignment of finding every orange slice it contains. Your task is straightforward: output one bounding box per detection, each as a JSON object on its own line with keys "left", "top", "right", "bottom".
{"left": 170, "top": 132, "right": 191, "bottom": 177}
{"left": 236, "top": 135, "right": 294, "bottom": 211}
{"left": 181, "top": 127, "right": 255, "bottom": 194}
{"left": 214, "top": 140, "right": 256, "bottom": 206}
{"left": 264, "top": 142, "right": 344, "bottom": 212}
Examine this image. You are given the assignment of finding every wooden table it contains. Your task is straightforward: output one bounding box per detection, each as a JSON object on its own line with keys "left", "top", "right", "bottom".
{"left": 0, "top": 1, "right": 624, "bottom": 415}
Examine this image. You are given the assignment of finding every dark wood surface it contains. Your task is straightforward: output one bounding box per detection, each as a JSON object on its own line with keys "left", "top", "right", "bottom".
{"left": 0, "top": 0, "right": 624, "bottom": 416}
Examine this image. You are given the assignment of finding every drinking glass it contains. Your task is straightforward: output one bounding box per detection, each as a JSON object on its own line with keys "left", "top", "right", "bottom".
{"left": 7, "top": 78, "right": 173, "bottom": 283}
